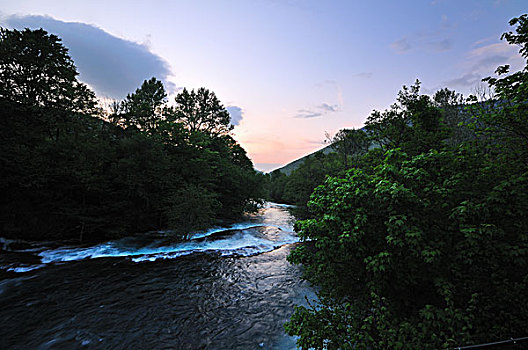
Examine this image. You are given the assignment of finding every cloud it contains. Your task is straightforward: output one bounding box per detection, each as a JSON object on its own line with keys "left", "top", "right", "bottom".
{"left": 493, "top": 0, "right": 508, "bottom": 7}
{"left": 471, "top": 36, "right": 495, "bottom": 49}
{"left": 434, "top": 40, "right": 522, "bottom": 92}
{"left": 427, "top": 39, "right": 452, "bottom": 52}
{"left": 443, "top": 72, "right": 483, "bottom": 88}
{"left": 390, "top": 37, "right": 411, "bottom": 53}
{"left": 351, "top": 72, "right": 373, "bottom": 79}
{"left": 392, "top": 35, "right": 453, "bottom": 54}
{"left": 466, "top": 41, "right": 523, "bottom": 74}
{"left": 469, "top": 42, "right": 512, "bottom": 57}
{"left": 391, "top": 15, "right": 455, "bottom": 54}
{"left": 295, "top": 109, "right": 323, "bottom": 119}
{"left": 294, "top": 103, "right": 339, "bottom": 119}
{"left": 226, "top": 106, "right": 244, "bottom": 126}
{"left": 2, "top": 15, "right": 175, "bottom": 99}
{"left": 318, "top": 103, "right": 338, "bottom": 112}
{"left": 314, "top": 79, "right": 344, "bottom": 106}
{"left": 478, "top": 55, "right": 510, "bottom": 68}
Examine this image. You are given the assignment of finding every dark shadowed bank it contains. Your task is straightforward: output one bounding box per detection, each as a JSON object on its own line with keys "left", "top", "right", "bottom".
{"left": 0, "top": 27, "right": 264, "bottom": 243}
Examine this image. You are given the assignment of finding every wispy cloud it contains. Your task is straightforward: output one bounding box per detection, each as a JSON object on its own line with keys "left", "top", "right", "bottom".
{"left": 314, "top": 79, "right": 344, "bottom": 107}
{"left": 390, "top": 37, "right": 411, "bottom": 53}
{"left": 351, "top": 72, "right": 373, "bottom": 79}
{"left": 2, "top": 15, "right": 176, "bottom": 99}
{"left": 390, "top": 15, "right": 454, "bottom": 54}
{"left": 466, "top": 41, "right": 523, "bottom": 74}
{"left": 294, "top": 103, "right": 339, "bottom": 119}
{"left": 391, "top": 35, "right": 453, "bottom": 54}
{"left": 427, "top": 39, "right": 452, "bottom": 52}
{"left": 295, "top": 109, "right": 323, "bottom": 119}
{"left": 471, "top": 36, "right": 496, "bottom": 49}
{"left": 443, "top": 72, "right": 482, "bottom": 88}
{"left": 439, "top": 40, "right": 523, "bottom": 90}
{"left": 318, "top": 103, "right": 338, "bottom": 112}
{"left": 469, "top": 42, "right": 514, "bottom": 58}
{"left": 493, "top": 0, "right": 508, "bottom": 7}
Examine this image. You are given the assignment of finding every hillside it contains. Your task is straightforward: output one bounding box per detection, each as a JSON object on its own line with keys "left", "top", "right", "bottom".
{"left": 272, "top": 144, "right": 335, "bottom": 175}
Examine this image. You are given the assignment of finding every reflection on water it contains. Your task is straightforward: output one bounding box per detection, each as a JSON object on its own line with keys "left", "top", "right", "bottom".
{"left": 1, "top": 203, "right": 299, "bottom": 270}
{"left": 0, "top": 203, "right": 313, "bottom": 349}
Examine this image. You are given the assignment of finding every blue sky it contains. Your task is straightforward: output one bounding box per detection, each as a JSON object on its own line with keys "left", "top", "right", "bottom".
{"left": 1, "top": 0, "right": 526, "bottom": 171}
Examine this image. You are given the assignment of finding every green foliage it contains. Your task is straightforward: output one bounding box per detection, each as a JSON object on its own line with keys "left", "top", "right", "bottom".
{"left": 171, "top": 87, "right": 233, "bottom": 136}
{"left": 286, "top": 15, "right": 528, "bottom": 349}
{"left": 167, "top": 184, "right": 221, "bottom": 239}
{"left": 365, "top": 80, "right": 449, "bottom": 156}
{"left": 287, "top": 148, "right": 528, "bottom": 348}
{"left": 326, "top": 128, "right": 369, "bottom": 169}
{"left": 467, "top": 14, "right": 528, "bottom": 166}
{"left": 122, "top": 77, "right": 167, "bottom": 132}
{"left": 0, "top": 28, "right": 263, "bottom": 242}
{"left": 0, "top": 27, "right": 96, "bottom": 113}
{"left": 265, "top": 152, "right": 344, "bottom": 215}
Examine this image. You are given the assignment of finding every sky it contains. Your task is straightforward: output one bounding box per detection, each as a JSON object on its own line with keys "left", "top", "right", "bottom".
{"left": 1, "top": 0, "right": 526, "bottom": 172}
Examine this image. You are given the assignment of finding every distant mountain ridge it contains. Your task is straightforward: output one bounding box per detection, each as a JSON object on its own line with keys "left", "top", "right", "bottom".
{"left": 271, "top": 144, "right": 335, "bottom": 175}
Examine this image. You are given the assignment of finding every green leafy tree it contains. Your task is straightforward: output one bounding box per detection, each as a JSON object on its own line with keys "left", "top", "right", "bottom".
{"left": 286, "top": 14, "right": 528, "bottom": 349}
{"left": 287, "top": 148, "right": 528, "bottom": 349}
{"left": 122, "top": 77, "right": 167, "bottom": 132}
{"left": 470, "top": 14, "right": 528, "bottom": 166}
{"left": 0, "top": 27, "right": 96, "bottom": 112}
{"left": 0, "top": 27, "right": 263, "bottom": 242}
{"left": 326, "top": 128, "right": 369, "bottom": 169}
{"left": 432, "top": 88, "right": 475, "bottom": 146}
{"left": 167, "top": 183, "right": 221, "bottom": 239}
{"left": 172, "top": 87, "right": 233, "bottom": 136}
{"left": 365, "top": 80, "right": 448, "bottom": 156}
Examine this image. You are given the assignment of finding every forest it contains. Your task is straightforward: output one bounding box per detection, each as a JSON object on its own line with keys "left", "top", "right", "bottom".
{"left": 1, "top": 12, "right": 527, "bottom": 350}
{"left": 0, "top": 27, "right": 263, "bottom": 242}
{"left": 281, "top": 14, "right": 528, "bottom": 349}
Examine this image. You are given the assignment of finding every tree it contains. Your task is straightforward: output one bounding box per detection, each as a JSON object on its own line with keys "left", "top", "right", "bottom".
{"left": 471, "top": 14, "right": 528, "bottom": 166}
{"left": 287, "top": 148, "right": 528, "bottom": 349}
{"left": 0, "top": 28, "right": 264, "bottom": 243}
{"left": 286, "top": 14, "right": 528, "bottom": 349}
{"left": 365, "top": 80, "right": 448, "bottom": 156}
{"left": 432, "top": 88, "right": 474, "bottom": 146}
{"left": 326, "top": 128, "right": 369, "bottom": 168}
{"left": 171, "top": 87, "right": 233, "bottom": 136}
{"left": 122, "top": 77, "right": 167, "bottom": 132}
{"left": 0, "top": 27, "right": 96, "bottom": 113}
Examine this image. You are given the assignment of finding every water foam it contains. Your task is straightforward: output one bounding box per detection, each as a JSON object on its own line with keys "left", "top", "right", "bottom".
{"left": 37, "top": 203, "right": 297, "bottom": 264}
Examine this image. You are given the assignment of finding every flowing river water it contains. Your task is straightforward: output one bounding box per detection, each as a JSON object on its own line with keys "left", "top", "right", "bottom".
{"left": 0, "top": 203, "right": 314, "bottom": 349}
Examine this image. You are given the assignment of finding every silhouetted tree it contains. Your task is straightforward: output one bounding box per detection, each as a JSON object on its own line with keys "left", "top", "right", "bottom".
{"left": 122, "top": 77, "right": 167, "bottom": 132}
{"left": 172, "top": 87, "right": 233, "bottom": 136}
{"left": 0, "top": 27, "right": 96, "bottom": 113}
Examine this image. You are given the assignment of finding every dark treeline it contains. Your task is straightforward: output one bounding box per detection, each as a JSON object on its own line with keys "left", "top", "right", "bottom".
{"left": 265, "top": 128, "right": 371, "bottom": 216}
{"left": 284, "top": 15, "right": 528, "bottom": 349}
{"left": 0, "top": 28, "right": 263, "bottom": 242}
{"left": 265, "top": 84, "right": 474, "bottom": 215}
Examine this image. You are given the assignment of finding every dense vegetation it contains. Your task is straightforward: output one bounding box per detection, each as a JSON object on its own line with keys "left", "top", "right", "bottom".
{"left": 285, "top": 15, "right": 528, "bottom": 349}
{"left": 265, "top": 128, "right": 369, "bottom": 216}
{"left": 0, "top": 28, "right": 262, "bottom": 242}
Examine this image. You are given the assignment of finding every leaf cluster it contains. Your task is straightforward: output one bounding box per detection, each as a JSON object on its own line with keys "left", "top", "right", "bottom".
{"left": 285, "top": 14, "right": 528, "bottom": 349}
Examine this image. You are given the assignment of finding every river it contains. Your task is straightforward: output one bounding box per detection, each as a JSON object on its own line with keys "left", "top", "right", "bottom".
{"left": 0, "top": 203, "right": 314, "bottom": 349}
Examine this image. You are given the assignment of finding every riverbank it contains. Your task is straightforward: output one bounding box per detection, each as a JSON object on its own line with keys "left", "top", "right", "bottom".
{"left": 0, "top": 203, "right": 314, "bottom": 349}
